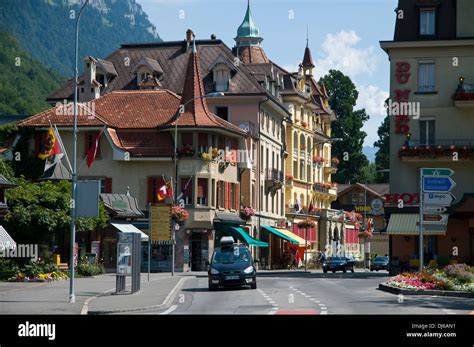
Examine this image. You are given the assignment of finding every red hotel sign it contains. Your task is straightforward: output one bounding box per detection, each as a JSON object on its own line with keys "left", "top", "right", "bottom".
{"left": 394, "top": 62, "right": 411, "bottom": 135}
{"left": 384, "top": 193, "right": 420, "bottom": 205}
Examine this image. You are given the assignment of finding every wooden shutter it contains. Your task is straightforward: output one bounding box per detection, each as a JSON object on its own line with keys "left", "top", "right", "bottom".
{"left": 216, "top": 180, "right": 220, "bottom": 208}
{"left": 235, "top": 183, "right": 239, "bottom": 210}
{"left": 104, "top": 177, "right": 112, "bottom": 193}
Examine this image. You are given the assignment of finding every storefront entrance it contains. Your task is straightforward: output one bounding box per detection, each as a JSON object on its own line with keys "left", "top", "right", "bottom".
{"left": 189, "top": 232, "right": 209, "bottom": 271}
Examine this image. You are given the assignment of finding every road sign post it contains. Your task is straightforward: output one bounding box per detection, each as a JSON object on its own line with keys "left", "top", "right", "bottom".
{"left": 419, "top": 169, "right": 423, "bottom": 272}
{"left": 419, "top": 168, "right": 456, "bottom": 272}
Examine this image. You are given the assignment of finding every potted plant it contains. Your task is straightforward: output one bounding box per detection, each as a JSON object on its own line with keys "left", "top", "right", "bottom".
{"left": 313, "top": 155, "right": 324, "bottom": 165}
{"left": 200, "top": 152, "right": 212, "bottom": 161}
{"left": 358, "top": 230, "right": 373, "bottom": 240}
{"left": 331, "top": 157, "right": 340, "bottom": 167}
{"left": 285, "top": 174, "right": 294, "bottom": 181}
{"left": 302, "top": 121, "right": 308, "bottom": 128}
{"left": 240, "top": 206, "right": 255, "bottom": 221}
{"left": 179, "top": 144, "right": 195, "bottom": 157}
{"left": 297, "top": 219, "right": 316, "bottom": 229}
{"left": 171, "top": 206, "right": 189, "bottom": 223}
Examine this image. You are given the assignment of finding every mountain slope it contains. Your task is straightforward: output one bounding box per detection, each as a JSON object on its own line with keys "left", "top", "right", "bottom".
{"left": 0, "top": 0, "right": 162, "bottom": 77}
{"left": 0, "top": 32, "right": 64, "bottom": 116}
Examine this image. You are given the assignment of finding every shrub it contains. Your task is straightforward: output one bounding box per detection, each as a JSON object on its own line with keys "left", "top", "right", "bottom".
{"left": 0, "top": 259, "right": 20, "bottom": 280}
{"left": 77, "top": 261, "right": 104, "bottom": 277}
{"left": 444, "top": 264, "right": 473, "bottom": 284}
{"left": 23, "top": 261, "right": 58, "bottom": 278}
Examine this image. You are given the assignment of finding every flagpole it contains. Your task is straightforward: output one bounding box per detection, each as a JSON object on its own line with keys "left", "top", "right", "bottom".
{"left": 69, "top": 0, "right": 89, "bottom": 304}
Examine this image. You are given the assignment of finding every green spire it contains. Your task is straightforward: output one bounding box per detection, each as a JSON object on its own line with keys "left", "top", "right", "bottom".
{"left": 236, "top": 0, "right": 261, "bottom": 38}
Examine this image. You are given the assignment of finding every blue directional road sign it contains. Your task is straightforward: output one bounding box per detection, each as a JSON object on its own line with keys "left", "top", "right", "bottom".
{"left": 423, "top": 175, "right": 456, "bottom": 193}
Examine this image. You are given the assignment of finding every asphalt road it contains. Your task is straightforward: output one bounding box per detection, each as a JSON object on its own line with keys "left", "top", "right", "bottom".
{"left": 144, "top": 270, "right": 474, "bottom": 315}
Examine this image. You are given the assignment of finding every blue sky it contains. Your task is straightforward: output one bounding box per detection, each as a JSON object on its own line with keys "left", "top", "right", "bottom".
{"left": 138, "top": 0, "right": 398, "bottom": 147}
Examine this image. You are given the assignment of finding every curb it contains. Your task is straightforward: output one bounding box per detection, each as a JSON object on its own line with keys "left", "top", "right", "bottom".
{"left": 378, "top": 283, "right": 474, "bottom": 298}
{"left": 87, "top": 276, "right": 192, "bottom": 315}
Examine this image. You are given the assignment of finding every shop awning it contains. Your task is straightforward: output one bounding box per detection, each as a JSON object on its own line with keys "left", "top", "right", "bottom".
{"left": 0, "top": 225, "right": 16, "bottom": 250}
{"left": 111, "top": 223, "right": 149, "bottom": 241}
{"left": 273, "top": 228, "right": 307, "bottom": 247}
{"left": 261, "top": 226, "right": 299, "bottom": 245}
{"left": 387, "top": 214, "right": 447, "bottom": 235}
{"left": 215, "top": 223, "right": 268, "bottom": 247}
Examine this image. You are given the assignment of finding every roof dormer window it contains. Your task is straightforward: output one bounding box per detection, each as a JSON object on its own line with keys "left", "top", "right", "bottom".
{"left": 213, "top": 65, "right": 230, "bottom": 92}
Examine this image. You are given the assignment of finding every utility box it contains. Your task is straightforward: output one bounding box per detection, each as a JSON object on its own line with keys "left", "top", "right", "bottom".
{"left": 116, "top": 232, "right": 141, "bottom": 294}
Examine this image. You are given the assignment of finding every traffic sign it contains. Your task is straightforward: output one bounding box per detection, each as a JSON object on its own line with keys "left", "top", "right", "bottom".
{"left": 421, "top": 168, "right": 454, "bottom": 176}
{"left": 422, "top": 205, "right": 447, "bottom": 214}
{"left": 423, "top": 192, "right": 455, "bottom": 205}
{"left": 421, "top": 223, "right": 448, "bottom": 233}
{"left": 422, "top": 214, "right": 448, "bottom": 225}
{"left": 423, "top": 176, "right": 456, "bottom": 193}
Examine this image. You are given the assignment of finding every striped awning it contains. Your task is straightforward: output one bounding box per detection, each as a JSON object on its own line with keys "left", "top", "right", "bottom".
{"left": 387, "top": 214, "right": 447, "bottom": 235}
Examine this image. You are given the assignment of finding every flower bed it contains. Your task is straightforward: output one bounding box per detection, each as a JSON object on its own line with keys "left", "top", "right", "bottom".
{"left": 10, "top": 271, "right": 69, "bottom": 282}
{"left": 385, "top": 264, "right": 474, "bottom": 292}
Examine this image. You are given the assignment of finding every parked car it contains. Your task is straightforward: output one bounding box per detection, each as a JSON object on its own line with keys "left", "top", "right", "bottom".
{"left": 208, "top": 237, "right": 257, "bottom": 291}
{"left": 371, "top": 256, "right": 389, "bottom": 271}
{"left": 323, "top": 256, "right": 355, "bottom": 273}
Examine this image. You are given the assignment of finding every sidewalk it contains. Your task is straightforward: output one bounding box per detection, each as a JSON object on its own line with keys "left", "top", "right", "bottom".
{"left": 0, "top": 273, "right": 192, "bottom": 315}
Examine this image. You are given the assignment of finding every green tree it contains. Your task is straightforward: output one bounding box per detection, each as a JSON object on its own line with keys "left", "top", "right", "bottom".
{"left": 358, "top": 162, "right": 377, "bottom": 184}
{"left": 373, "top": 101, "right": 390, "bottom": 183}
{"left": 0, "top": 32, "right": 64, "bottom": 116}
{"left": 319, "top": 70, "right": 369, "bottom": 183}
{"left": 4, "top": 179, "right": 109, "bottom": 247}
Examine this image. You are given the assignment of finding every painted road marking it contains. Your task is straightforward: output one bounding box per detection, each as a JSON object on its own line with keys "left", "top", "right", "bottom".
{"left": 161, "top": 304, "right": 178, "bottom": 315}
{"left": 276, "top": 309, "right": 318, "bottom": 315}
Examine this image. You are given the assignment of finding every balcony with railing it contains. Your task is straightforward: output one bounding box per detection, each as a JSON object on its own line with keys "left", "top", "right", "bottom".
{"left": 230, "top": 120, "right": 258, "bottom": 137}
{"left": 399, "top": 139, "right": 474, "bottom": 161}
{"left": 453, "top": 78, "right": 474, "bottom": 108}
{"left": 313, "top": 182, "right": 338, "bottom": 197}
{"left": 265, "top": 169, "right": 284, "bottom": 192}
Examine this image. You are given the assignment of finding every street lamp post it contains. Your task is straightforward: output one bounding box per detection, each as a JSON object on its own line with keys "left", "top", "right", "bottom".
{"left": 363, "top": 169, "right": 390, "bottom": 270}
{"left": 69, "top": 0, "right": 89, "bottom": 304}
{"left": 171, "top": 92, "right": 223, "bottom": 276}
{"left": 303, "top": 137, "right": 342, "bottom": 272}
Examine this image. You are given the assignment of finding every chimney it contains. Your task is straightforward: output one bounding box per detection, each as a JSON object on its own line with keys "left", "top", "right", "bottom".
{"left": 186, "top": 29, "right": 194, "bottom": 50}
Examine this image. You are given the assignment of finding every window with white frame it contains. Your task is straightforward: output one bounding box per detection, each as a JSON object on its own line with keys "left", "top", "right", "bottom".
{"left": 213, "top": 65, "right": 230, "bottom": 92}
{"left": 420, "top": 8, "right": 435, "bottom": 36}
{"left": 418, "top": 62, "right": 436, "bottom": 93}
{"left": 420, "top": 118, "right": 435, "bottom": 147}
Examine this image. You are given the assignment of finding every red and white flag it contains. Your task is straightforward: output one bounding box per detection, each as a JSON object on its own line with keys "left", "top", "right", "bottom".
{"left": 86, "top": 126, "right": 106, "bottom": 168}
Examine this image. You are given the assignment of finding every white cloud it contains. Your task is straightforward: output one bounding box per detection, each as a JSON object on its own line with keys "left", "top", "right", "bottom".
{"left": 356, "top": 85, "right": 389, "bottom": 146}
{"left": 315, "top": 30, "right": 378, "bottom": 80}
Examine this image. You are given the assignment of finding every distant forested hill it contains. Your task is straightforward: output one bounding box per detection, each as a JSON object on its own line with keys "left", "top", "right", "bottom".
{"left": 0, "top": 32, "right": 64, "bottom": 116}
{"left": 0, "top": 0, "right": 162, "bottom": 77}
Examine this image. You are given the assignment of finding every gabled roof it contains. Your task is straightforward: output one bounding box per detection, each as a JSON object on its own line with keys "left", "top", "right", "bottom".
{"left": 337, "top": 183, "right": 389, "bottom": 199}
{"left": 47, "top": 40, "right": 269, "bottom": 102}
{"left": 132, "top": 56, "right": 164, "bottom": 75}
{"left": 86, "top": 56, "right": 118, "bottom": 76}
{"left": 162, "top": 45, "right": 246, "bottom": 136}
{"left": 20, "top": 90, "right": 181, "bottom": 129}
